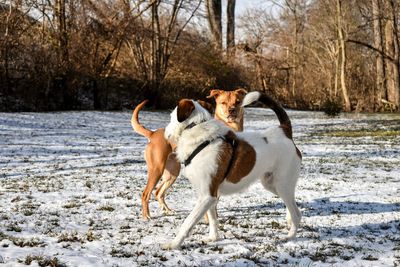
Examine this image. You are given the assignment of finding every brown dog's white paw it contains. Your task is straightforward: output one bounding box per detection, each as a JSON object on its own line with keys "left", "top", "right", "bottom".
{"left": 142, "top": 215, "right": 152, "bottom": 221}
{"left": 162, "top": 208, "right": 176, "bottom": 215}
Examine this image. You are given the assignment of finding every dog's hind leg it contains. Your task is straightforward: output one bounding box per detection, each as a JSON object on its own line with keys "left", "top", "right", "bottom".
{"left": 154, "top": 176, "right": 175, "bottom": 214}
{"left": 141, "top": 166, "right": 163, "bottom": 220}
{"left": 275, "top": 180, "right": 301, "bottom": 240}
{"left": 162, "top": 196, "right": 217, "bottom": 250}
{"left": 281, "top": 197, "right": 301, "bottom": 240}
{"left": 155, "top": 153, "right": 180, "bottom": 214}
{"left": 203, "top": 200, "right": 219, "bottom": 243}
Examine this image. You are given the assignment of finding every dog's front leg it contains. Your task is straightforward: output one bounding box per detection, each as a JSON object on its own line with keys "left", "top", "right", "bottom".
{"left": 162, "top": 196, "right": 217, "bottom": 250}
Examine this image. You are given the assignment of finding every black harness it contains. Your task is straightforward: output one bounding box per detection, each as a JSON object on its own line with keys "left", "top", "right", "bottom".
{"left": 183, "top": 133, "right": 238, "bottom": 179}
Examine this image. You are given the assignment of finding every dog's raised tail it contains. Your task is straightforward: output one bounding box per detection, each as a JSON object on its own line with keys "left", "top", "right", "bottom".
{"left": 131, "top": 100, "right": 153, "bottom": 139}
{"left": 242, "top": 91, "right": 292, "bottom": 139}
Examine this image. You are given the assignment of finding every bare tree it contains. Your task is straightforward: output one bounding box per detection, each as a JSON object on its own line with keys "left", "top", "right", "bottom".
{"left": 54, "top": 0, "right": 68, "bottom": 73}
{"left": 384, "top": 0, "right": 400, "bottom": 109}
{"left": 372, "top": 0, "right": 386, "bottom": 109}
{"left": 206, "top": 0, "right": 222, "bottom": 50}
{"left": 226, "top": 0, "right": 235, "bottom": 55}
{"left": 336, "top": 0, "right": 350, "bottom": 111}
{"left": 124, "top": 0, "right": 202, "bottom": 104}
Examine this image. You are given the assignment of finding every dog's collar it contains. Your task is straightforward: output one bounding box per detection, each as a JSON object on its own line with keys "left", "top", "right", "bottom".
{"left": 184, "top": 119, "right": 207, "bottom": 131}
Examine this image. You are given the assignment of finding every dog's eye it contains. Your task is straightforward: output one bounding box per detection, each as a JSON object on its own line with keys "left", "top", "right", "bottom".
{"left": 222, "top": 102, "right": 227, "bottom": 105}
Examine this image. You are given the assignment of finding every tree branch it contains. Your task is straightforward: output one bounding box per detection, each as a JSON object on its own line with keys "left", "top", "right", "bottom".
{"left": 347, "top": 39, "right": 395, "bottom": 62}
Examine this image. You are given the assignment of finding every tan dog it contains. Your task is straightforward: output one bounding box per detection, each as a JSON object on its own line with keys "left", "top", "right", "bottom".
{"left": 207, "top": 89, "right": 247, "bottom": 131}
{"left": 131, "top": 89, "right": 247, "bottom": 220}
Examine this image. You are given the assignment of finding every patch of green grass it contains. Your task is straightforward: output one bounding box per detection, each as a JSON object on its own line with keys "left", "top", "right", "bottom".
{"left": 98, "top": 205, "right": 115, "bottom": 212}
{"left": 19, "top": 201, "right": 40, "bottom": 216}
{"left": 120, "top": 224, "right": 131, "bottom": 230}
{"left": 11, "top": 196, "right": 22, "bottom": 202}
{"left": 110, "top": 247, "right": 137, "bottom": 258}
{"left": 270, "top": 221, "right": 285, "bottom": 229}
{"left": 0, "top": 214, "right": 10, "bottom": 220}
{"left": 362, "top": 254, "right": 379, "bottom": 261}
{"left": 4, "top": 234, "right": 46, "bottom": 247}
{"left": 19, "top": 255, "right": 67, "bottom": 267}
{"left": 57, "top": 231, "right": 82, "bottom": 243}
{"left": 319, "top": 129, "right": 400, "bottom": 137}
{"left": 85, "top": 180, "right": 93, "bottom": 189}
{"left": 86, "top": 230, "right": 99, "bottom": 242}
{"left": 62, "top": 202, "right": 81, "bottom": 209}
{"left": 6, "top": 222, "right": 22, "bottom": 232}
{"left": 0, "top": 231, "right": 8, "bottom": 241}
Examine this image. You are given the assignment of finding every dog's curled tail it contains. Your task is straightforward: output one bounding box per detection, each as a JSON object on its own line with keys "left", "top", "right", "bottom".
{"left": 131, "top": 100, "right": 153, "bottom": 139}
{"left": 242, "top": 91, "right": 293, "bottom": 139}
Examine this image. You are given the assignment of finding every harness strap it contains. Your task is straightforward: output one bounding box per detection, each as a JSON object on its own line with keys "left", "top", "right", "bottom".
{"left": 184, "top": 139, "right": 213, "bottom": 166}
{"left": 183, "top": 134, "right": 238, "bottom": 182}
{"left": 221, "top": 135, "right": 238, "bottom": 179}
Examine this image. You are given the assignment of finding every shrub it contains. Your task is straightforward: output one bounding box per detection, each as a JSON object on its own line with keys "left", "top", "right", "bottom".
{"left": 323, "top": 99, "right": 342, "bottom": 117}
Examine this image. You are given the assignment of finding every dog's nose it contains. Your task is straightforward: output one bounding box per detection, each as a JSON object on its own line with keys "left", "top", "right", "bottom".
{"left": 229, "top": 107, "right": 236, "bottom": 114}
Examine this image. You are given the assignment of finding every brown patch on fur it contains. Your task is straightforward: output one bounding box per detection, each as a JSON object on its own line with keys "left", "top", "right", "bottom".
{"left": 224, "top": 131, "right": 256, "bottom": 184}
{"left": 209, "top": 131, "right": 256, "bottom": 196}
{"left": 177, "top": 99, "right": 195, "bottom": 122}
{"left": 295, "top": 145, "right": 302, "bottom": 159}
{"left": 207, "top": 89, "right": 247, "bottom": 132}
{"left": 209, "top": 142, "right": 234, "bottom": 197}
{"left": 280, "top": 125, "right": 293, "bottom": 140}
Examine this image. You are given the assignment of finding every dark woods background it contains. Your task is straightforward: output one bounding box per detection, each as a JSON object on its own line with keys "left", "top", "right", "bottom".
{"left": 1, "top": 0, "right": 400, "bottom": 112}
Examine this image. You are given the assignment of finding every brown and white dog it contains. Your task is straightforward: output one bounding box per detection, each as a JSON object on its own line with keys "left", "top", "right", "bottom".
{"left": 162, "top": 91, "right": 302, "bottom": 249}
{"left": 131, "top": 89, "right": 247, "bottom": 220}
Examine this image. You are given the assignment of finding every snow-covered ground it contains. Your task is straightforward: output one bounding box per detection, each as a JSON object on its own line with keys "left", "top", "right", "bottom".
{"left": 0, "top": 108, "right": 399, "bottom": 267}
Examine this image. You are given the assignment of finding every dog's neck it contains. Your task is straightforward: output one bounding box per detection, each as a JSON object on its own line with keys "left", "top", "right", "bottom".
{"left": 176, "top": 120, "right": 229, "bottom": 163}
{"left": 214, "top": 110, "right": 244, "bottom": 132}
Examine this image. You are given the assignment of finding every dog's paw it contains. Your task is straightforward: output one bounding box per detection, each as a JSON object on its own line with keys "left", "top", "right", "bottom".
{"left": 277, "top": 235, "right": 296, "bottom": 244}
{"left": 162, "top": 208, "right": 176, "bottom": 215}
{"left": 161, "top": 242, "right": 181, "bottom": 250}
{"left": 201, "top": 235, "right": 219, "bottom": 243}
{"left": 142, "top": 215, "right": 152, "bottom": 221}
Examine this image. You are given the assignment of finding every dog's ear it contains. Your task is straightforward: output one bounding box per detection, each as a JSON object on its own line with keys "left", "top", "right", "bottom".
{"left": 197, "top": 100, "right": 214, "bottom": 114}
{"left": 207, "top": 89, "right": 222, "bottom": 99}
{"left": 235, "top": 88, "right": 248, "bottom": 98}
{"left": 177, "top": 99, "right": 195, "bottom": 122}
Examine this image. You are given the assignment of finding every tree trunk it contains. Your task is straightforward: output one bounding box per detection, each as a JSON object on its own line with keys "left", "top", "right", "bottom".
{"left": 334, "top": 45, "right": 339, "bottom": 98}
{"left": 372, "top": 0, "right": 386, "bottom": 110}
{"left": 54, "top": 0, "right": 70, "bottom": 109}
{"left": 291, "top": 3, "right": 298, "bottom": 99}
{"left": 384, "top": 4, "right": 398, "bottom": 108}
{"left": 226, "top": 0, "right": 235, "bottom": 56}
{"left": 389, "top": 0, "right": 400, "bottom": 109}
{"left": 2, "top": 3, "right": 12, "bottom": 97}
{"left": 151, "top": 0, "right": 161, "bottom": 101}
{"left": 336, "top": 0, "right": 351, "bottom": 111}
{"left": 55, "top": 0, "right": 68, "bottom": 71}
{"left": 206, "top": 0, "right": 222, "bottom": 51}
